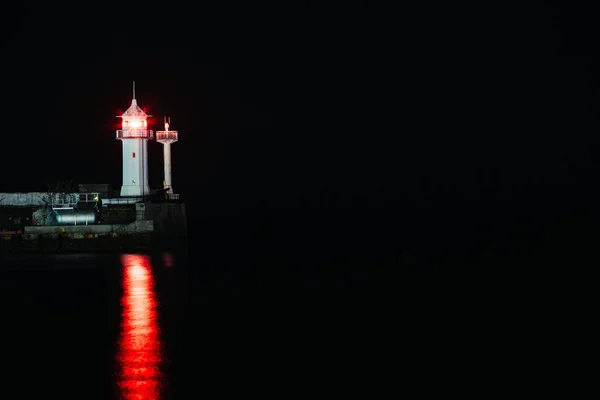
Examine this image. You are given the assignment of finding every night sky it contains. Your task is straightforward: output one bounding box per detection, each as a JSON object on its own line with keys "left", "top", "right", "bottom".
{"left": 2, "top": 2, "right": 599, "bottom": 264}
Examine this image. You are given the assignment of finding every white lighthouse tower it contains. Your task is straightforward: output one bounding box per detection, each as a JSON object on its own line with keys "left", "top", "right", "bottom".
{"left": 156, "top": 117, "right": 179, "bottom": 196}
{"left": 116, "top": 82, "right": 154, "bottom": 197}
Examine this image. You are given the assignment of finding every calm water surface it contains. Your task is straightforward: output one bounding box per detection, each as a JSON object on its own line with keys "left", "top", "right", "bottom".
{"left": 0, "top": 251, "right": 407, "bottom": 398}
{"left": 0, "top": 252, "right": 185, "bottom": 399}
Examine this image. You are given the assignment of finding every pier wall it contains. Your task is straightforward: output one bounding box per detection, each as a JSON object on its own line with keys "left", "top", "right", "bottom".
{"left": 0, "top": 221, "right": 155, "bottom": 253}
{"left": 23, "top": 220, "right": 153, "bottom": 235}
{"left": 0, "top": 196, "right": 188, "bottom": 253}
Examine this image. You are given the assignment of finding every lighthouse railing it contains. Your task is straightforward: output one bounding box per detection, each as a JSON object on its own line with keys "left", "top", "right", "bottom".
{"left": 156, "top": 131, "right": 179, "bottom": 142}
{"left": 116, "top": 129, "right": 154, "bottom": 139}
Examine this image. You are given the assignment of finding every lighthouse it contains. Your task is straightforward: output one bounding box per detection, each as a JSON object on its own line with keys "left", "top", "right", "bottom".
{"left": 116, "top": 82, "right": 154, "bottom": 197}
{"left": 156, "top": 117, "right": 179, "bottom": 195}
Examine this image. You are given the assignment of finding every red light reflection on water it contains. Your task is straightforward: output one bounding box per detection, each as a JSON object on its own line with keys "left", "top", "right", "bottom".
{"left": 117, "top": 254, "right": 163, "bottom": 399}
{"left": 163, "top": 253, "right": 174, "bottom": 268}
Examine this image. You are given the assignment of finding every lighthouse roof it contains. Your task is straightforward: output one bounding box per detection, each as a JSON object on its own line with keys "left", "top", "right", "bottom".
{"left": 121, "top": 98, "right": 147, "bottom": 118}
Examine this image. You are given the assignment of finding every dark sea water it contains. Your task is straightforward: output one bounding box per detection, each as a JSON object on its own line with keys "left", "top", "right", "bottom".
{"left": 0, "top": 253, "right": 179, "bottom": 398}
{"left": 1, "top": 239, "right": 563, "bottom": 399}
{"left": 1, "top": 200, "right": 577, "bottom": 399}
{"left": 1, "top": 247, "right": 421, "bottom": 399}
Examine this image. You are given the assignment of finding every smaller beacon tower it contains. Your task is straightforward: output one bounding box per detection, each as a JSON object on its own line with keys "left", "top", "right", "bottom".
{"left": 156, "top": 117, "right": 179, "bottom": 195}
{"left": 116, "top": 82, "right": 154, "bottom": 197}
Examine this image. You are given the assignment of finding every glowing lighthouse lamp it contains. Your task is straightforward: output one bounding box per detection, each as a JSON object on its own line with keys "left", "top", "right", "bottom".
{"left": 156, "top": 117, "right": 179, "bottom": 197}
{"left": 116, "top": 82, "right": 154, "bottom": 197}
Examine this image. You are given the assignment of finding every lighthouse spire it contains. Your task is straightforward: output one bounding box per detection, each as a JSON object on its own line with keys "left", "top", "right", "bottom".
{"left": 132, "top": 81, "right": 136, "bottom": 106}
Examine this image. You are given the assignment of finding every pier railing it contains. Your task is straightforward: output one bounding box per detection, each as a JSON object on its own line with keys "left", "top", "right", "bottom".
{"left": 51, "top": 192, "right": 99, "bottom": 210}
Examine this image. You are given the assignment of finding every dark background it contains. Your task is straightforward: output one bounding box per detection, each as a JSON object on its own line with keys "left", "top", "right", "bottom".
{"left": 1, "top": 1, "right": 599, "bottom": 267}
